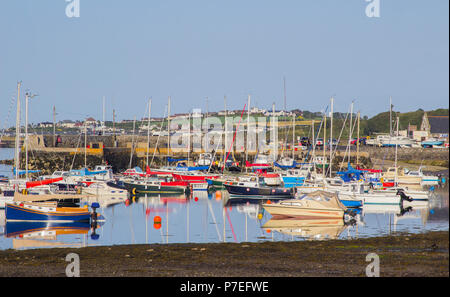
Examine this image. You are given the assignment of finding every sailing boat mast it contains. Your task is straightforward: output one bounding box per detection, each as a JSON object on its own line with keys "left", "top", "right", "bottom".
{"left": 25, "top": 91, "right": 37, "bottom": 181}
{"left": 394, "top": 116, "right": 399, "bottom": 186}
{"left": 329, "top": 96, "right": 334, "bottom": 177}
{"left": 292, "top": 112, "right": 295, "bottom": 159}
{"left": 245, "top": 94, "right": 250, "bottom": 165}
{"left": 223, "top": 95, "right": 227, "bottom": 168}
{"left": 389, "top": 96, "right": 393, "bottom": 137}
{"left": 356, "top": 111, "right": 360, "bottom": 166}
{"left": 14, "top": 82, "right": 21, "bottom": 186}
{"left": 167, "top": 96, "right": 171, "bottom": 163}
{"left": 129, "top": 116, "right": 136, "bottom": 169}
{"left": 84, "top": 119, "right": 87, "bottom": 168}
{"left": 146, "top": 98, "right": 152, "bottom": 168}
{"left": 188, "top": 110, "right": 191, "bottom": 163}
{"left": 322, "top": 112, "right": 327, "bottom": 179}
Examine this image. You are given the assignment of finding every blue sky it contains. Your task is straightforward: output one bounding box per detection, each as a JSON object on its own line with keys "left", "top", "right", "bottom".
{"left": 0, "top": 0, "right": 448, "bottom": 125}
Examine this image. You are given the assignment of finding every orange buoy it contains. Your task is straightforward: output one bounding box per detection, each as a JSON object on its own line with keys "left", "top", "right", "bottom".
{"left": 125, "top": 199, "right": 130, "bottom": 206}
{"left": 153, "top": 222, "right": 161, "bottom": 230}
{"left": 266, "top": 200, "right": 272, "bottom": 204}
{"left": 194, "top": 197, "right": 198, "bottom": 202}
{"left": 266, "top": 229, "right": 271, "bottom": 233}
{"left": 154, "top": 216, "right": 162, "bottom": 223}
{"left": 257, "top": 213, "right": 263, "bottom": 220}
{"left": 215, "top": 191, "right": 222, "bottom": 199}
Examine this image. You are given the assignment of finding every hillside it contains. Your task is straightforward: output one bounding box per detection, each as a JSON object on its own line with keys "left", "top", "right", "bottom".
{"left": 365, "top": 108, "right": 449, "bottom": 135}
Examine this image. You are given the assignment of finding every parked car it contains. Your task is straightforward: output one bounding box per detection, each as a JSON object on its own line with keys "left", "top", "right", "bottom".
{"left": 350, "top": 137, "right": 367, "bottom": 145}
{"left": 327, "top": 138, "right": 338, "bottom": 147}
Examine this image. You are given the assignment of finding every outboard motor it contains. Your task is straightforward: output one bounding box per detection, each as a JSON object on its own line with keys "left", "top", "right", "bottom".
{"left": 90, "top": 202, "right": 100, "bottom": 223}
{"left": 90, "top": 202, "right": 101, "bottom": 239}
{"left": 397, "top": 189, "right": 413, "bottom": 202}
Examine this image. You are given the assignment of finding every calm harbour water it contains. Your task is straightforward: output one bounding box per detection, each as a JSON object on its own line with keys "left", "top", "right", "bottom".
{"left": 0, "top": 148, "right": 448, "bottom": 250}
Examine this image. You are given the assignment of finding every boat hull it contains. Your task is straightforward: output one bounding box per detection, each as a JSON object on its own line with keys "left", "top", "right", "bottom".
{"left": 263, "top": 204, "right": 344, "bottom": 220}
{"left": 6, "top": 203, "right": 92, "bottom": 222}
{"left": 282, "top": 176, "right": 305, "bottom": 188}
{"left": 224, "top": 183, "right": 294, "bottom": 198}
{"left": 123, "top": 182, "right": 187, "bottom": 194}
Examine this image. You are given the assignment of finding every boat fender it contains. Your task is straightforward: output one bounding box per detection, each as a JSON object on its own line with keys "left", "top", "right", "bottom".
{"left": 132, "top": 188, "right": 136, "bottom": 195}
{"left": 76, "top": 187, "right": 82, "bottom": 194}
{"left": 22, "top": 189, "right": 28, "bottom": 195}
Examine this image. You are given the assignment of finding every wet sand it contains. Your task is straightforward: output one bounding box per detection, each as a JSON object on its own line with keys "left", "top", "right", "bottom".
{"left": 0, "top": 231, "right": 447, "bottom": 277}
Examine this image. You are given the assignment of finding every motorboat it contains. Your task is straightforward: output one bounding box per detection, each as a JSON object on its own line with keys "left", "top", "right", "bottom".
{"left": 404, "top": 167, "right": 440, "bottom": 186}
{"left": 123, "top": 177, "right": 189, "bottom": 195}
{"left": 82, "top": 181, "right": 128, "bottom": 196}
{"left": 262, "top": 191, "right": 347, "bottom": 219}
{"left": 279, "top": 167, "right": 311, "bottom": 188}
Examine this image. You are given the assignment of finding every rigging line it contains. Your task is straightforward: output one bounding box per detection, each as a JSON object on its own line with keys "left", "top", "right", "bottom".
{"left": 222, "top": 103, "right": 247, "bottom": 172}
{"left": 0, "top": 96, "right": 16, "bottom": 143}
{"left": 150, "top": 105, "right": 168, "bottom": 167}
{"left": 326, "top": 107, "right": 350, "bottom": 177}
{"left": 339, "top": 112, "right": 358, "bottom": 172}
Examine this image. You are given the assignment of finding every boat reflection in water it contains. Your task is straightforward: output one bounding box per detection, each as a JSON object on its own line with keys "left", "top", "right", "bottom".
{"left": 4, "top": 220, "right": 102, "bottom": 250}
{"left": 262, "top": 218, "right": 348, "bottom": 240}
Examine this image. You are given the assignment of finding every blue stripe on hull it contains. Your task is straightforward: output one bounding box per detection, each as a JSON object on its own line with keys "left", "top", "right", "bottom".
{"left": 6, "top": 204, "right": 91, "bottom": 222}
{"left": 340, "top": 200, "right": 363, "bottom": 208}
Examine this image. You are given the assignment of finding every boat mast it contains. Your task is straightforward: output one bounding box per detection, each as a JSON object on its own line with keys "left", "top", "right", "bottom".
{"left": 146, "top": 98, "right": 152, "bottom": 169}
{"left": 223, "top": 95, "right": 227, "bottom": 168}
{"left": 394, "top": 116, "right": 399, "bottom": 186}
{"left": 329, "top": 96, "right": 333, "bottom": 177}
{"left": 14, "top": 82, "right": 21, "bottom": 187}
{"left": 292, "top": 111, "right": 295, "bottom": 159}
{"left": 322, "top": 112, "right": 327, "bottom": 179}
{"left": 348, "top": 101, "right": 354, "bottom": 166}
{"left": 356, "top": 111, "right": 360, "bottom": 166}
{"left": 272, "top": 102, "right": 276, "bottom": 163}
{"left": 84, "top": 119, "right": 87, "bottom": 168}
{"left": 53, "top": 106, "right": 56, "bottom": 148}
{"left": 129, "top": 116, "right": 136, "bottom": 169}
{"left": 167, "top": 96, "right": 171, "bottom": 163}
{"left": 245, "top": 94, "right": 250, "bottom": 165}
{"left": 113, "top": 109, "right": 116, "bottom": 146}
{"left": 311, "top": 119, "right": 315, "bottom": 165}
{"left": 24, "top": 91, "right": 37, "bottom": 181}
{"left": 188, "top": 110, "right": 191, "bottom": 164}
{"left": 283, "top": 77, "right": 287, "bottom": 158}
{"left": 389, "top": 96, "right": 393, "bottom": 137}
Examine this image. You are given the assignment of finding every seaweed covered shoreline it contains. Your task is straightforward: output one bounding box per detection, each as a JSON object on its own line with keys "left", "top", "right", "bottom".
{"left": 0, "top": 231, "right": 447, "bottom": 277}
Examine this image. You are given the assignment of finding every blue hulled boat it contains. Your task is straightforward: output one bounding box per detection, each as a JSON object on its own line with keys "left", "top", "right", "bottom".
{"left": 5, "top": 202, "right": 102, "bottom": 222}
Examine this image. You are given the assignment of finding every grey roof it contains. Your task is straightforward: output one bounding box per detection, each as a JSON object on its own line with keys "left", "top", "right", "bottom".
{"left": 428, "top": 116, "right": 449, "bottom": 134}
